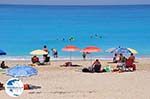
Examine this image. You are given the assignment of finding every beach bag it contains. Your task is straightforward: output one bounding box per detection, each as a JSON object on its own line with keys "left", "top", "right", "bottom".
{"left": 82, "top": 68, "right": 90, "bottom": 72}
{"left": 104, "top": 66, "right": 111, "bottom": 72}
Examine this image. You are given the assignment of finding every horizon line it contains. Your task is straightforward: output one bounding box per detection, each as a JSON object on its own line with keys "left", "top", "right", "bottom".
{"left": 0, "top": 4, "right": 150, "bottom": 6}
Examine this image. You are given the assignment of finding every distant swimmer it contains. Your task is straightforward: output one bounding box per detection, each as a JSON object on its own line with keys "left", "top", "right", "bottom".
{"left": 90, "top": 35, "right": 93, "bottom": 38}
{"left": 95, "top": 34, "right": 102, "bottom": 38}
{"left": 62, "top": 38, "right": 65, "bottom": 41}
{"left": 95, "top": 34, "right": 98, "bottom": 37}
{"left": 69, "top": 36, "right": 75, "bottom": 42}
{"left": 90, "top": 34, "right": 102, "bottom": 39}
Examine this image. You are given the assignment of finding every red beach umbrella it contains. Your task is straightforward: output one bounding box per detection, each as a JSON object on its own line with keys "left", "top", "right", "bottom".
{"left": 62, "top": 45, "right": 80, "bottom": 52}
{"left": 81, "top": 46, "right": 101, "bottom": 62}
{"left": 81, "top": 46, "right": 101, "bottom": 53}
{"left": 62, "top": 45, "right": 80, "bottom": 60}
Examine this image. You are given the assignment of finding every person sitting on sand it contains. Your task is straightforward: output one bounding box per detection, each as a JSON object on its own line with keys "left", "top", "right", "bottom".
{"left": 0, "top": 82, "right": 4, "bottom": 90}
{"left": 119, "top": 53, "right": 127, "bottom": 63}
{"left": 113, "top": 53, "right": 119, "bottom": 63}
{"left": 92, "top": 59, "right": 102, "bottom": 72}
{"left": 82, "top": 59, "right": 102, "bottom": 73}
{"left": 0, "top": 61, "right": 9, "bottom": 69}
{"left": 31, "top": 56, "right": 40, "bottom": 64}
{"left": 117, "top": 54, "right": 127, "bottom": 71}
{"left": 125, "top": 58, "right": 136, "bottom": 71}
{"left": 128, "top": 53, "right": 135, "bottom": 62}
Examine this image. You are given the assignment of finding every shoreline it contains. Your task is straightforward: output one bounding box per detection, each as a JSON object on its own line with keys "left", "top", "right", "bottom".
{"left": 0, "top": 55, "right": 150, "bottom": 61}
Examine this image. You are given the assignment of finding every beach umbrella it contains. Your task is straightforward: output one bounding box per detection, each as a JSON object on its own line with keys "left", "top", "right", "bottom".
{"left": 81, "top": 46, "right": 101, "bottom": 62}
{"left": 105, "top": 48, "right": 116, "bottom": 53}
{"left": 106, "top": 47, "right": 138, "bottom": 54}
{"left": 6, "top": 65, "right": 38, "bottom": 77}
{"left": 62, "top": 45, "right": 80, "bottom": 61}
{"left": 30, "top": 49, "right": 48, "bottom": 56}
{"left": 81, "top": 46, "right": 101, "bottom": 53}
{"left": 127, "top": 48, "right": 138, "bottom": 54}
{"left": 0, "top": 49, "right": 6, "bottom": 55}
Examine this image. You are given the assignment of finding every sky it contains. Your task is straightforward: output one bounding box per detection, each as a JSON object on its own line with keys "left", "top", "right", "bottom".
{"left": 0, "top": 0, "right": 150, "bottom": 5}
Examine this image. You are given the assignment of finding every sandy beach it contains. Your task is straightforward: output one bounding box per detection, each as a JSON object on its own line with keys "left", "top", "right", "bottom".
{"left": 0, "top": 59, "right": 150, "bottom": 99}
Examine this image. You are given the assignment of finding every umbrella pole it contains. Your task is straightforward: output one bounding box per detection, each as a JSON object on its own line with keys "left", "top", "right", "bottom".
{"left": 70, "top": 52, "right": 72, "bottom": 61}
{"left": 91, "top": 54, "right": 93, "bottom": 64}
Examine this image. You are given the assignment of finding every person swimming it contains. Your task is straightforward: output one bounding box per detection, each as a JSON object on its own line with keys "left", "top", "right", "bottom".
{"left": 90, "top": 34, "right": 102, "bottom": 39}
{"left": 69, "top": 36, "right": 75, "bottom": 42}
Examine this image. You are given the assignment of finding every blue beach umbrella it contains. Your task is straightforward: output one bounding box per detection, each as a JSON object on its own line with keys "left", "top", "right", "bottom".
{"left": 106, "top": 47, "right": 138, "bottom": 54}
{"left": 0, "top": 49, "right": 6, "bottom": 55}
{"left": 113, "top": 47, "right": 130, "bottom": 54}
{"left": 6, "top": 65, "right": 38, "bottom": 77}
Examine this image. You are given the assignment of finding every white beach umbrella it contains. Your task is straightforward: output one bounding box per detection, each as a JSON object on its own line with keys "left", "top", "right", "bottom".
{"left": 30, "top": 49, "right": 48, "bottom": 56}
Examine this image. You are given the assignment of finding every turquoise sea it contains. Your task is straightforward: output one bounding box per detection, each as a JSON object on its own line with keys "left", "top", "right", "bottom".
{"left": 0, "top": 5, "right": 150, "bottom": 60}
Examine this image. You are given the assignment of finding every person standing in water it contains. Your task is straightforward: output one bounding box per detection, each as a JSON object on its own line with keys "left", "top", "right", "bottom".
{"left": 51, "top": 48, "right": 58, "bottom": 58}
{"left": 82, "top": 52, "right": 87, "bottom": 60}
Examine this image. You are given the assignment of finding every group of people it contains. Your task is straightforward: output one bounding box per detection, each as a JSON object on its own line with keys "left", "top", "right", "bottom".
{"left": 82, "top": 53, "right": 136, "bottom": 73}
{"left": 113, "top": 53, "right": 136, "bottom": 71}
{"left": 31, "top": 45, "right": 58, "bottom": 65}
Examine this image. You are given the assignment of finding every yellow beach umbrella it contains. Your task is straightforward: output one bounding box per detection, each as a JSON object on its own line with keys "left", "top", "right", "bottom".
{"left": 127, "top": 48, "right": 138, "bottom": 54}
{"left": 30, "top": 49, "right": 48, "bottom": 56}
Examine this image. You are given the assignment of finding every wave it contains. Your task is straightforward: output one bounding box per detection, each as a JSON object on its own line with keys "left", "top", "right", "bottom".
{"left": 0, "top": 55, "right": 150, "bottom": 61}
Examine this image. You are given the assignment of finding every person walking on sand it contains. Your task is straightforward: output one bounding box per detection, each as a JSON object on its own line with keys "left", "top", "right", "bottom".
{"left": 43, "top": 45, "right": 49, "bottom": 53}
{"left": 43, "top": 45, "right": 49, "bottom": 57}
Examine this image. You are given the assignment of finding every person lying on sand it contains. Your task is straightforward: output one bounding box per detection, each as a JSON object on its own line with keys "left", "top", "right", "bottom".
{"left": 60, "top": 62, "right": 81, "bottom": 67}
{"left": 24, "top": 84, "right": 41, "bottom": 90}
{"left": 0, "top": 82, "right": 41, "bottom": 90}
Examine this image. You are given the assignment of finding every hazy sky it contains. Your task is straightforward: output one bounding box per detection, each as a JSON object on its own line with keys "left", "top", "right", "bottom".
{"left": 0, "top": 0, "right": 150, "bottom": 5}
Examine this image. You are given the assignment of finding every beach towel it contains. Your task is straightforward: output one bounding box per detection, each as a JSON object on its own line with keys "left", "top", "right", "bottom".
{"left": 0, "top": 68, "right": 6, "bottom": 74}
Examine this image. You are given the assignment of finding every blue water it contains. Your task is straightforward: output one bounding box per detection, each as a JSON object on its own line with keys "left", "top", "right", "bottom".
{"left": 0, "top": 5, "right": 150, "bottom": 58}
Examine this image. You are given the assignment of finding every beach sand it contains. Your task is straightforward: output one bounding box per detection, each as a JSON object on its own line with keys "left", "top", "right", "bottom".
{"left": 0, "top": 59, "right": 150, "bottom": 99}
